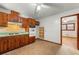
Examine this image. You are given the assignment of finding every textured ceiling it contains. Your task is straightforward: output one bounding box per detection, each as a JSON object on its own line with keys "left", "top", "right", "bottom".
{"left": 0, "top": 3, "right": 79, "bottom": 19}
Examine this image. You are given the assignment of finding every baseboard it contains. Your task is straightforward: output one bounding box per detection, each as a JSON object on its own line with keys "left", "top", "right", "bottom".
{"left": 37, "top": 38, "right": 61, "bottom": 45}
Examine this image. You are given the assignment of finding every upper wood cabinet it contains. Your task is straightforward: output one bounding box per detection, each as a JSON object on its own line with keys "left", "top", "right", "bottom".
{"left": 31, "top": 18, "right": 36, "bottom": 26}
{"left": 0, "top": 12, "right": 8, "bottom": 27}
{"left": 21, "top": 18, "right": 29, "bottom": 31}
{"left": 22, "top": 18, "right": 29, "bottom": 28}
{"left": 22, "top": 18, "right": 37, "bottom": 31}
{"left": 35, "top": 21, "right": 40, "bottom": 26}
{"left": 22, "top": 18, "right": 36, "bottom": 28}
{"left": 8, "top": 10, "right": 20, "bottom": 22}
{"left": 27, "top": 18, "right": 36, "bottom": 27}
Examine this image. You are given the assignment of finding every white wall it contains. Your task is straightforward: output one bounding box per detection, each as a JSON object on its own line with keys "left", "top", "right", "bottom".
{"left": 39, "top": 8, "right": 79, "bottom": 44}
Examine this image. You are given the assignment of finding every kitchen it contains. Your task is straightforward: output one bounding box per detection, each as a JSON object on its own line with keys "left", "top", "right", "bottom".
{"left": 0, "top": 9, "right": 39, "bottom": 54}
{"left": 1, "top": 0, "right": 79, "bottom": 59}
{"left": 1, "top": 3, "right": 79, "bottom": 55}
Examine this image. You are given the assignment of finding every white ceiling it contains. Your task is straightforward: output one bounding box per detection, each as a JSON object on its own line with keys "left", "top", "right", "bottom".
{"left": 0, "top": 3, "right": 79, "bottom": 19}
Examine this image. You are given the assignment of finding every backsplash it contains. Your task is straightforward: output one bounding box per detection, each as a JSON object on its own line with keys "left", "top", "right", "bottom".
{"left": 0, "top": 22, "right": 25, "bottom": 33}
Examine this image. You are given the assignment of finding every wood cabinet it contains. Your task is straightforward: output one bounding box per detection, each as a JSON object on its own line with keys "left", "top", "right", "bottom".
{"left": 8, "top": 10, "right": 20, "bottom": 22}
{"left": 3, "top": 38, "right": 8, "bottom": 53}
{"left": 24, "top": 35, "right": 29, "bottom": 44}
{"left": 29, "top": 36, "right": 35, "bottom": 43}
{"left": 20, "top": 35, "right": 29, "bottom": 45}
{"left": 0, "top": 12, "right": 8, "bottom": 27}
{"left": 0, "top": 34, "right": 35, "bottom": 54}
{"left": 22, "top": 18, "right": 37, "bottom": 32}
{"left": 22, "top": 18, "right": 29, "bottom": 28}
{"left": 22, "top": 18, "right": 29, "bottom": 31}
{"left": 32, "top": 19, "right": 36, "bottom": 26}
{"left": 0, "top": 37, "right": 8, "bottom": 53}
{"left": 14, "top": 36, "right": 20, "bottom": 48}
{"left": 7, "top": 36, "right": 14, "bottom": 50}
{"left": 35, "top": 21, "right": 40, "bottom": 26}
{"left": 28, "top": 18, "right": 36, "bottom": 26}
{"left": 19, "top": 35, "right": 25, "bottom": 46}
{"left": 22, "top": 18, "right": 36, "bottom": 27}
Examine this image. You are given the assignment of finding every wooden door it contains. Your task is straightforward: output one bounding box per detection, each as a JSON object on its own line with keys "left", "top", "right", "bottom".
{"left": 77, "top": 14, "right": 79, "bottom": 50}
{"left": 39, "top": 27, "right": 44, "bottom": 39}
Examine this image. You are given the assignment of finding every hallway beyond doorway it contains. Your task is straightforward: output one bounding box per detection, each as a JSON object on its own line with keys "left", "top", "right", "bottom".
{"left": 62, "top": 37, "right": 77, "bottom": 49}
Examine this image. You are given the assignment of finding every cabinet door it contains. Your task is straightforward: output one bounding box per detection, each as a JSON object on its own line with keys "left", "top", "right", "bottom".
{"left": 3, "top": 13, "right": 8, "bottom": 26}
{"left": 0, "top": 37, "right": 8, "bottom": 54}
{"left": 19, "top": 35, "right": 23, "bottom": 46}
{"left": 29, "top": 36, "right": 35, "bottom": 43}
{"left": 14, "top": 36, "right": 20, "bottom": 48}
{"left": 24, "top": 35, "right": 29, "bottom": 44}
{"left": 19, "top": 35, "right": 28, "bottom": 46}
{"left": 22, "top": 18, "right": 29, "bottom": 27}
{"left": 22, "top": 18, "right": 29, "bottom": 32}
{"left": 0, "top": 12, "right": 8, "bottom": 27}
{"left": 11, "top": 36, "right": 16, "bottom": 49}
{"left": 22, "top": 35, "right": 25, "bottom": 45}
{"left": 20, "top": 35, "right": 25, "bottom": 46}
{"left": 28, "top": 18, "right": 36, "bottom": 26}
{"left": 10, "top": 10, "right": 19, "bottom": 22}
{"left": 31, "top": 19, "right": 36, "bottom": 26}
{"left": 0, "top": 13, "right": 3, "bottom": 26}
{"left": 22, "top": 35, "right": 29, "bottom": 45}
{"left": 7, "top": 37, "right": 12, "bottom": 50}
{"left": 0, "top": 39, "right": 4, "bottom": 54}
{"left": 7, "top": 36, "right": 15, "bottom": 50}
{"left": 3, "top": 38, "right": 8, "bottom": 53}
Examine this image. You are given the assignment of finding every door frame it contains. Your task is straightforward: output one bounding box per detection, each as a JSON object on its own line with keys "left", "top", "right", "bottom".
{"left": 60, "top": 14, "right": 79, "bottom": 50}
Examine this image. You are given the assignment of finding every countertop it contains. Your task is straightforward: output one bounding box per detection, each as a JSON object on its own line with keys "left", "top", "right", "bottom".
{"left": 0, "top": 32, "right": 29, "bottom": 37}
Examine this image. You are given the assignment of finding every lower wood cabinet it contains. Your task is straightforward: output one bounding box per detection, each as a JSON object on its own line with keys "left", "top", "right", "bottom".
{"left": 19, "top": 35, "right": 29, "bottom": 46}
{"left": 24, "top": 35, "right": 29, "bottom": 44}
{"left": 29, "top": 36, "right": 35, "bottom": 43}
{"left": 0, "top": 37, "right": 8, "bottom": 53}
{"left": 0, "top": 39, "right": 4, "bottom": 53}
{"left": 14, "top": 36, "right": 20, "bottom": 48}
{"left": 0, "top": 34, "right": 36, "bottom": 54}
{"left": 3, "top": 38, "right": 8, "bottom": 53}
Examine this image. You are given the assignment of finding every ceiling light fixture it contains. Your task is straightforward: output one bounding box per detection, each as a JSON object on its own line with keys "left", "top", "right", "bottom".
{"left": 41, "top": 4, "right": 49, "bottom": 8}
{"left": 37, "top": 5, "right": 41, "bottom": 11}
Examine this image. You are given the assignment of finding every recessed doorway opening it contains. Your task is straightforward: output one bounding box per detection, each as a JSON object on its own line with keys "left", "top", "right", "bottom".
{"left": 61, "top": 14, "right": 79, "bottom": 50}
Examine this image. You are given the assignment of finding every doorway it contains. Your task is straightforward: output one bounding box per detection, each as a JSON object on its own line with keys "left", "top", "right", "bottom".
{"left": 61, "top": 14, "right": 79, "bottom": 50}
